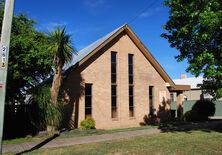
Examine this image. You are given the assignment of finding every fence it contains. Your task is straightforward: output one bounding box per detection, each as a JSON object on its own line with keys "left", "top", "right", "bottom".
{"left": 3, "top": 104, "right": 37, "bottom": 139}
{"left": 183, "top": 100, "right": 222, "bottom": 116}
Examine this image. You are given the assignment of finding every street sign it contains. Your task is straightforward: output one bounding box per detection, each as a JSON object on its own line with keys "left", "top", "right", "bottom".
{"left": 1, "top": 45, "right": 7, "bottom": 68}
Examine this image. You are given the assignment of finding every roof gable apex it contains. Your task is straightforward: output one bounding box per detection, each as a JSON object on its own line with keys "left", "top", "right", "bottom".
{"left": 124, "top": 25, "right": 175, "bottom": 88}
{"left": 64, "top": 24, "right": 176, "bottom": 88}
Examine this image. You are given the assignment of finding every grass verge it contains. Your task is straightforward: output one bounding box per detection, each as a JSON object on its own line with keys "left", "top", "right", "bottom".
{"left": 22, "top": 130, "right": 222, "bottom": 155}
{"left": 3, "top": 125, "right": 156, "bottom": 145}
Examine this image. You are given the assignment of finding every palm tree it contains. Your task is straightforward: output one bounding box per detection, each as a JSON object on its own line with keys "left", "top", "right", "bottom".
{"left": 48, "top": 27, "right": 76, "bottom": 105}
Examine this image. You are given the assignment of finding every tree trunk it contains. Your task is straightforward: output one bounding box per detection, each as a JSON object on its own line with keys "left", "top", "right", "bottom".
{"left": 51, "top": 66, "right": 62, "bottom": 106}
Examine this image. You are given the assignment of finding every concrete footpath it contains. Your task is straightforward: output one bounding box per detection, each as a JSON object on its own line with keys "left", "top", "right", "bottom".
{"left": 2, "top": 128, "right": 160, "bottom": 154}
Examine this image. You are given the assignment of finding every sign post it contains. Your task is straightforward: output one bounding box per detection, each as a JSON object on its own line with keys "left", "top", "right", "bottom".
{"left": 1, "top": 45, "right": 7, "bottom": 68}
{"left": 0, "top": 0, "right": 15, "bottom": 153}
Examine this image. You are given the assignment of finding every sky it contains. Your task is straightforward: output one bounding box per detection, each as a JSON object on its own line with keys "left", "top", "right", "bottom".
{"left": 14, "top": 0, "right": 193, "bottom": 79}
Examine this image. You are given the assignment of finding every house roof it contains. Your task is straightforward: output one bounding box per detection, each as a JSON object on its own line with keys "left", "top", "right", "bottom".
{"left": 63, "top": 24, "right": 125, "bottom": 71}
{"left": 64, "top": 24, "right": 177, "bottom": 88}
{"left": 173, "top": 77, "right": 203, "bottom": 89}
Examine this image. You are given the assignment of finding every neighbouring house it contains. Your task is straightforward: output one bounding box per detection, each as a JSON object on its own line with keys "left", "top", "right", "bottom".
{"left": 169, "top": 74, "right": 205, "bottom": 118}
{"left": 172, "top": 75, "right": 222, "bottom": 117}
{"left": 173, "top": 75, "right": 217, "bottom": 101}
{"left": 62, "top": 24, "right": 189, "bottom": 129}
{"left": 174, "top": 75, "right": 204, "bottom": 101}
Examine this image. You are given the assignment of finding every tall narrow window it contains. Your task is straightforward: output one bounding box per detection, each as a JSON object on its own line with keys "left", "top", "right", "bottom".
{"left": 111, "top": 52, "right": 117, "bottom": 118}
{"left": 85, "top": 84, "right": 92, "bottom": 118}
{"left": 129, "top": 85, "right": 134, "bottom": 117}
{"left": 149, "top": 86, "right": 154, "bottom": 115}
{"left": 170, "top": 93, "right": 174, "bottom": 102}
{"left": 111, "top": 85, "right": 117, "bottom": 118}
{"left": 128, "top": 54, "right": 134, "bottom": 117}
{"left": 128, "top": 54, "right": 133, "bottom": 84}
{"left": 111, "top": 52, "right": 117, "bottom": 84}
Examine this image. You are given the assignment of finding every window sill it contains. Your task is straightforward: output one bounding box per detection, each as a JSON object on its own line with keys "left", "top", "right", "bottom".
{"left": 129, "top": 117, "right": 136, "bottom": 120}
{"left": 112, "top": 118, "right": 119, "bottom": 121}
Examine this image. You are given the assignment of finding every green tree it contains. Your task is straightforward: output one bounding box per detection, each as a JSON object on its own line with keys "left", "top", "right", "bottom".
{"left": 48, "top": 27, "right": 76, "bottom": 105}
{"left": 0, "top": 0, "right": 4, "bottom": 11}
{"left": 162, "top": 0, "right": 222, "bottom": 99}
{"left": 31, "top": 86, "right": 61, "bottom": 130}
{"left": 0, "top": 12, "right": 53, "bottom": 102}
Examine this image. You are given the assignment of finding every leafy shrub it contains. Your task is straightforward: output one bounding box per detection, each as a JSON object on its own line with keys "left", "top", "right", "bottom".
{"left": 31, "top": 86, "right": 62, "bottom": 130}
{"left": 183, "top": 110, "right": 193, "bottom": 122}
{"left": 157, "top": 99, "right": 172, "bottom": 123}
{"left": 183, "top": 100, "right": 215, "bottom": 122}
{"left": 141, "top": 114, "right": 160, "bottom": 126}
{"left": 183, "top": 110, "right": 207, "bottom": 122}
{"left": 157, "top": 109, "right": 171, "bottom": 123}
{"left": 141, "top": 100, "right": 171, "bottom": 126}
{"left": 192, "top": 100, "right": 215, "bottom": 117}
{"left": 80, "top": 117, "right": 96, "bottom": 129}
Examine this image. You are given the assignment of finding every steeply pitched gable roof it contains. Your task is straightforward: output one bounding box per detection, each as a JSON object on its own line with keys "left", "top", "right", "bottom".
{"left": 63, "top": 24, "right": 125, "bottom": 71}
{"left": 64, "top": 24, "right": 176, "bottom": 88}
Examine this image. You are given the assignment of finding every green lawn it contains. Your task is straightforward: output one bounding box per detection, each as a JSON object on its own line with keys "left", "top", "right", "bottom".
{"left": 3, "top": 134, "right": 53, "bottom": 145}
{"left": 3, "top": 125, "right": 156, "bottom": 145}
{"left": 21, "top": 130, "right": 222, "bottom": 155}
{"left": 59, "top": 125, "right": 156, "bottom": 139}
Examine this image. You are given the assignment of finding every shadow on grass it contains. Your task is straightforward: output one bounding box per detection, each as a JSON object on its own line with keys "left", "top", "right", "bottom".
{"left": 15, "top": 132, "right": 62, "bottom": 155}
{"left": 157, "top": 119, "right": 222, "bottom": 133}
{"left": 143, "top": 99, "right": 222, "bottom": 133}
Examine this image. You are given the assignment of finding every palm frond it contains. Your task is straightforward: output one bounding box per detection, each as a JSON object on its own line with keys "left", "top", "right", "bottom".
{"left": 48, "top": 27, "right": 77, "bottom": 67}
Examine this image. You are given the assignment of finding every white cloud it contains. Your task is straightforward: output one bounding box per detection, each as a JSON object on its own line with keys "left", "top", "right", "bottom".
{"left": 83, "top": 0, "right": 106, "bottom": 8}
{"left": 71, "top": 26, "right": 104, "bottom": 35}
{"left": 38, "top": 21, "right": 68, "bottom": 31}
{"left": 140, "top": 12, "right": 152, "bottom": 18}
{"left": 139, "top": 7, "right": 161, "bottom": 18}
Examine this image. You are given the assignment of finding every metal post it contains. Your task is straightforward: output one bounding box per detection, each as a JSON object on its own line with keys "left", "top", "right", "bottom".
{"left": 0, "top": 0, "right": 15, "bottom": 153}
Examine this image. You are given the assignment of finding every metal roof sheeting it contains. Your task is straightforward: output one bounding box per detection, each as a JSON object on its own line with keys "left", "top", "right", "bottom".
{"left": 63, "top": 24, "right": 125, "bottom": 71}
{"left": 173, "top": 77, "right": 203, "bottom": 89}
